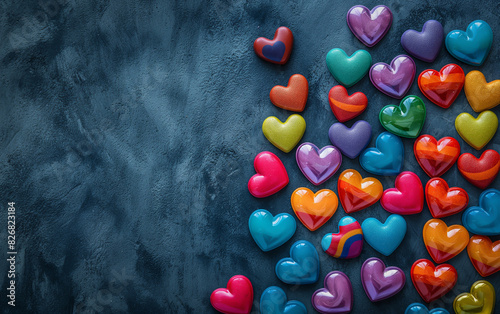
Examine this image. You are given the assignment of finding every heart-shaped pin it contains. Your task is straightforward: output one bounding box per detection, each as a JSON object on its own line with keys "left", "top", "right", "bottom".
{"left": 291, "top": 188, "right": 338, "bottom": 231}
{"left": 359, "top": 131, "right": 404, "bottom": 175}
{"left": 326, "top": 48, "right": 372, "bottom": 87}
{"left": 210, "top": 275, "right": 254, "bottom": 314}
{"left": 248, "top": 151, "right": 289, "bottom": 198}
{"left": 259, "top": 286, "right": 307, "bottom": 314}
{"left": 425, "top": 178, "right": 469, "bottom": 218}
{"left": 254, "top": 26, "right": 293, "bottom": 64}
{"left": 405, "top": 303, "right": 450, "bottom": 314}
{"left": 321, "top": 216, "right": 363, "bottom": 259}
{"left": 445, "top": 20, "right": 493, "bottom": 66}
{"left": 328, "top": 120, "right": 372, "bottom": 159}
{"left": 346, "top": 5, "right": 392, "bottom": 47}
{"left": 262, "top": 114, "right": 306, "bottom": 153}
{"left": 414, "top": 135, "right": 461, "bottom": 177}
{"left": 312, "top": 271, "right": 353, "bottom": 314}
{"left": 454, "top": 280, "right": 495, "bottom": 314}
{"left": 462, "top": 189, "right": 500, "bottom": 236}
{"left": 270, "top": 74, "right": 309, "bottom": 112}
{"left": 411, "top": 259, "right": 458, "bottom": 303}
{"left": 468, "top": 235, "right": 500, "bottom": 277}
{"left": 328, "top": 85, "right": 368, "bottom": 122}
{"left": 457, "top": 150, "right": 500, "bottom": 189}
{"left": 401, "top": 20, "right": 444, "bottom": 63}
{"left": 418, "top": 64, "right": 465, "bottom": 108}
{"left": 381, "top": 171, "right": 424, "bottom": 215}
{"left": 338, "top": 169, "right": 383, "bottom": 214}
{"left": 361, "top": 214, "right": 406, "bottom": 256}
{"left": 361, "top": 257, "right": 406, "bottom": 302}
{"left": 464, "top": 70, "right": 500, "bottom": 112}
{"left": 370, "top": 55, "right": 416, "bottom": 99}
{"left": 275, "top": 240, "right": 320, "bottom": 285}
{"left": 248, "top": 209, "right": 296, "bottom": 252}
{"left": 423, "top": 219, "right": 470, "bottom": 264}
{"left": 455, "top": 111, "right": 498, "bottom": 150}
{"left": 379, "top": 95, "right": 426, "bottom": 138}
{"left": 296, "top": 143, "right": 342, "bottom": 186}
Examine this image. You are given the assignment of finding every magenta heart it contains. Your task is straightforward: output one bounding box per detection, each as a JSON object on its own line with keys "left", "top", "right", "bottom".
{"left": 361, "top": 257, "right": 406, "bottom": 302}
{"left": 369, "top": 55, "right": 416, "bottom": 99}
{"left": 381, "top": 171, "right": 424, "bottom": 215}
{"left": 346, "top": 5, "right": 393, "bottom": 47}
{"left": 312, "top": 271, "right": 352, "bottom": 313}
{"left": 296, "top": 143, "right": 342, "bottom": 185}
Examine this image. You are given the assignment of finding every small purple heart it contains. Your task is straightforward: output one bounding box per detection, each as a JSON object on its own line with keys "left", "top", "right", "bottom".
{"left": 328, "top": 120, "right": 372, "bottom": 159}
{"left": 361, "top": 257, "right": 406, "bottom": 302}
{"left": 262, "top": 41, "right": 286, "bottom": 62}
{"left": 401, "top": 20, "right": 444, "bottom": 63}
{"left": 346, "top": 5, "right": 393, "bottom": 47}
{"left": 312, "top": 271, "right": 353, "bottom": 314}
{"left": 369, "top": 55, "right": 416, "bottom": 99}
{"left": 296, "top": 143, "right": 342, "bottom": 186}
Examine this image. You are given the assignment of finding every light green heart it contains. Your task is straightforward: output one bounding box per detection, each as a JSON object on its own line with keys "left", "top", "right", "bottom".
{"left": 455, "top": 110, "right": 498, "bottom": 150}
{"left": 262, "top": 114, "right": 306, "bottom": 153}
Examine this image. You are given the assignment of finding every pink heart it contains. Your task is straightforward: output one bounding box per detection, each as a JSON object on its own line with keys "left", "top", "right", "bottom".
{"left": 381, "top": 171, "right": 424, "bottom": 214}
{"left": 369, "top": 55, "right": 416, "bottom": 99}
{"left": 312, "top": 271, "right": 353, "bottom": 313}
{"left": 361, "top": 257, "right": 406, "bottom": 302}
{"left": 248, "top": 151, "right": 289, "bottom": 198}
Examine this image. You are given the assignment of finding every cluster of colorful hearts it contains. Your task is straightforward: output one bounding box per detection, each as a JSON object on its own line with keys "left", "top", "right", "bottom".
{"left": 210, "top": 5, "right": 499, "bottom": 314}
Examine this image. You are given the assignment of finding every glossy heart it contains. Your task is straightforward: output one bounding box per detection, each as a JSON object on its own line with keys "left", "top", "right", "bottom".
{"left": 445, "top": 20, "right": 493, "bottom": 66}
{"left": 291, "top": 188, "right": 338, "bottom": 231}
{"left": 425, "top": 178, "right": 469, "bottom": 218}
{"left": 418, "top": 64, "right": 465, "bottom": 108}
{"left": 361, "top": 257, "right": 406, "bottom": 302}
{"left": 275, "top": 240, "right": 320, "bottom": 285}
{"left": 248, "top": 151, "right": 289, "bottom": 198}
{"left": 455, "top": 111, "right": 498, "bottom": 150}
{"left": 211, "top": 275, "right": 254, "bottom": 314}
{"left": 453, "top": 280, "right": 495, "bottom": 314}
{"left": 464, "top": 71, "right": 500, "bottom": 112}
{"left": 296, "top": 143, "right": 342, "bottom": 186}
{"left": 361, "top": 214, "right": 406, "bottom": 256}
{"left": 262, "top": 114, "right": 306, "bottom": 153}
{"left": 414, "top": 135, "right": 460, "bottom": 177}
{"left": 423, "top": 219, "right": 470, "bottom": 264}
{"left": 457, "top": 150, "right": 500, "bottom": 189}
{"left": 270, "top": 74, "right": 309, "bottom": 112}
{"left": 248, "top": 209, "right": 296, "bottom": 252}
{"left": 381, "top": 171, "right": 424, "bottom": 215}
{"left": 462, "top": 189, "right": 500, "bottom": 236}
{"left": 326, "top": 48, "right": 372, "bottom": 87}
{"left": 321, "top": 216, "right": 363, "bottom": 259}
{"left": 370, "top": 55, "right": 416, "bottom": 99}
{"left": 328, "top": 85, "right": 368, "bottom": 122}
{"left": 468, "top": 235, "right": 500, "bottom": 277}
{"left": 312, "top": 271, "right": 353, "bottom": 313}
{"left": 359, "top": 132, "right": 404, "bottom": 175}
{"left": 379, "top": 95, "right": 426, "bottom": 138}
{"left": 401, "top": 20, "right": 444, "bottom": 63}
{"left": 260, "top": 286, "right": 307, "bottom": 314}
{"left": 338, "top": 169, "right": 383, "bottom": 214}
{"left": 346, "top": 5, "right": 392, "bottom": 47}
{"left": 411, "top": 259, "right": 458, "bottom": 303}
{"left": 254, "top": 26, "right": 293, "bottom": 64}
{"left": 405, "top": 303, "right": 450, "bottom": 314}
{"left": 328, "top": 120, "right": 372, "bottom": 159}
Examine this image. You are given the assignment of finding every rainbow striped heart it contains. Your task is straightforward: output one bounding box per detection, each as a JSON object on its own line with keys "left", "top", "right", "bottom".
{"left": 321, "top": 216, "right": 363, "bottom": 259}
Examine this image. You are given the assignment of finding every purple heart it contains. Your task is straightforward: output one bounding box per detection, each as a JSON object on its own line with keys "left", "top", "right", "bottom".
{"left": 328, "top": 120, "right": 372, "bottom": 159}
{"left": 346, "top": 5, "right": 393, "bottom": 47}
{"left": 296, "top": 143, "right": 342, "bottom": 186}
{"left": 369, "top": 55, "right": 416, "bottom": 99}
{"left": 401, "top": 20, "right": 444, "bottom": 63}
{"left": 262, "top": 41, "right": 285, "bottom": 62}
{"left": 312, "top": 271, "right": 353, "bottom": 314}
{"left": 361, "top": 257, "right": 406, "bottom": 302}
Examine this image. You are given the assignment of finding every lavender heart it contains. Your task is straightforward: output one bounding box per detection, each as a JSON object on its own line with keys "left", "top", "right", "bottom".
{"left": 347, "top": 5, "right": 393, "bottom": 47}
{"left": 401, "top": 20, "right": 444, "bottom": 62}
{"left": 361, "top": 257, "right": 406, "bottom": 302}
{"left": 312, "top": 271, "right": 353, "bottom": 313}
{"left": 328, "top": 120, "right": 372, "bottom": 159}
{"left": 369, "top": 55, "right": 416, "bottom": 99}
{"left": 296, "top": 143, "right": 342, "bottom": 185}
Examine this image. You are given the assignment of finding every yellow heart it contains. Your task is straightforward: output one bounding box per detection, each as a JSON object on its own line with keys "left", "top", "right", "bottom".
{"left": 262, "top": 114, "right": 306, "bottom": 153}
{"left": 464, "top": 71, "right": 500, "bottom": 112}
{"left": 455, "top": 111, "right": 498, "bottom": 150}
{"left": 453, "top": 280, "right": 495, "bottom": 314}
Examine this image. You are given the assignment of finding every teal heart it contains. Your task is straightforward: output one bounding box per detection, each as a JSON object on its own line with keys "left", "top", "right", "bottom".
{"left": 359, "top": 132, "right": 404, "bottom": 175}
{"left": 379, "top": 95, "right": 426, "bottom": 138}
{"left": 361, "top": 214, "right": 407, "bottom": 256}
{"left": 445, "top": 20, "right": 493, "bottom": 66}
{"left": 326, "top": 48, "right": 371, "bottom": 87}
{"left": 275, "top": 240, "right": 319, "bottom": 284}
{"left": 249, "top": 209, "right": 296, "bottom": 251}
{"left": 260, "top": 286, "right": 307, "bottom": 314}
{"left": 405, "top": 303, "right": 450, "bottom": 314}
{"left": 462, "top": 189, "right": 500, "bottom": 236}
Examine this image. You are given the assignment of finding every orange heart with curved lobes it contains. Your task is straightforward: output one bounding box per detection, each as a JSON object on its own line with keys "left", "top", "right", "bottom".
{"left": 270, "top": 74, "right": 309, "bottom": 112}
{"left": 464, "top": 70, "right": 500, "bottom": 112}
{"left": 425, "top": 178, "right": 469, "bottom": 218}
{"left": 291, "top": 188, "right": 338, "bottom": 231}
{"left": 423, "top": 219, "right": 469, "bottom": 264}
{"left": 337, "top": 169, "right": 383, "bottom": 213}
{"left": 468, "top": 235, "right": 500, "bottom": 277}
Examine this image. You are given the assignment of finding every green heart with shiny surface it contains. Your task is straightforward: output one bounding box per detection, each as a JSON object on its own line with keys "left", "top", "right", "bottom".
{"left": 379, "top": 95, "right": 426, "bottom": 138}
{"left": 262, "top": 114, "right": 306, "bottom": 153}
{"left": 453, "top": 280, "right": 495, "bottom": 314}
{"left": 455, "top": 110, "right": 498, "bottom": 150}
{"left": 326, "top": 48, "right": 371, "bottom": 87}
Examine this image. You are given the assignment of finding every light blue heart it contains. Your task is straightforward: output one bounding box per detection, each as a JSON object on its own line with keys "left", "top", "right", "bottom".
{"left": 275, "top": 240, "right": 320, "bottom": 285}
{"left": 362, "top": 214, "right": 407, "bottom": 256}
{"left": 405, "top": 302, "right": 450, "bottom": 314}
{"left": 326, "top": 48, "right": 372, "bottom": 87}
{"left": 445, "top": 20, "right": 493, "bottom": 66}
{"left": 462, "top": 189, "right": 500, "bottom": 235}
{"left": 249, "top": 210, "right": 296, "bottom": 251}
{"left": 359, "top": 132, "right": 404, "bottom": 175}
{"left": 260, "top": 286, "right": 307, "bottom": 314}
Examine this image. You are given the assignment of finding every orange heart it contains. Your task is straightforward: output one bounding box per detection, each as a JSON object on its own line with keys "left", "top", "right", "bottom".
{"left": 337, "top": 169, "right": 383, "bottom": 213}
{"left": 291, "top": 188, "right": 338, "bottom": 231}
{"left": 464, "top": 71, "right": 500, "bottom": 112}
{"left": 468, "top": 235, "right": 500, "bottom": 277}
{"left": 270, "top": 74, "right": 309, "bottom": 112}
{"left": 423, "top": 219, "right": 469, "bottom": 264}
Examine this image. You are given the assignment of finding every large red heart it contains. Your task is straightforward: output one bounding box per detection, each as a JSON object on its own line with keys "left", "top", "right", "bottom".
{"left": 425, "top": 178, "right": 469, "bottom": 218}
{"left": 418, "top": 63, "right": 465, "bottom": 108}
{"left": 411, "top": 259, "right": 457, "bottom": 303}
{"left": 253, "top": 26, "right": 293, "bottom": 65}
{"left": 380, "top": 171, "right": 424, "bottom": 215}
{"left": 248, "top": 151, "right": 288, "bottom": 198}
{"left": 270, "top": 74, "right": 308, "bottom": 112}
{"left": 328, "top": 85, "right": 368, "bottom": 122}
{"left": 457, "top": 149, "right": 500, "bottom": 189}
{"left": 414, "top": 135, "right": 460, "bottom": 177}
{"left": 210, "top": 275, "right": 253, "bottom": 314}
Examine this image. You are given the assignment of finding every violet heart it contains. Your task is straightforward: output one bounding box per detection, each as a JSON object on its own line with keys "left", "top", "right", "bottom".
{"left": 401, "top": 20, "right": 444, "bottom": 63}
{"left": 346, "top": 5, "right": 393, "bottom": 47}
{"left": 361, "top": 257, "right": 406, "bottom": 302}
{"left": 369, "top": 55, "right": 416, "bottom": 99}
{"left": 312, "top": 271, "right": 353, "bottom": 314}
{"left": 328, "top": 120, "right": 372, "bottom": 159}
{"left": 296, "top": 143, "right": 342, "bottom": 185}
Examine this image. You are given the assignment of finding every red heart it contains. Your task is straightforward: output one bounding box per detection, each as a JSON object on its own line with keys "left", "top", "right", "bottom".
{"left": 418, "top": 64, "right": 465, "bottom": 108}
{"left": 253, "top": 26, "right": 293, "bottom": 65}
{"left": 210, "top": 275, "right": 253, "bottom": 314}
{"left": 270, "top": 74, "right": 308, "bottom": 112}
{"left": 380, "top": 171, "right": 424, "bottom": 215}
{"left": 328, "top": 85, "right": 368, "bottom": 122}
{"left": 425, "top": 178, "right": 469, "bottom": 218}
{"left": 411, "top": 259, "right": 457, "bottom": 303}
{"left": 457, "top": 149, "right": 500, "bottom": 189}
{"left": 414, "top": 135, "right": 460, "bottom": 177}
{"left": 248, "top": 151, "right": 289, "bottom": 198}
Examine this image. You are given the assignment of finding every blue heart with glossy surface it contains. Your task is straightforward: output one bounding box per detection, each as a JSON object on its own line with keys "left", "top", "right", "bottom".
{"left": 260, "top": 286, "right": 307, "bottom": 314}
{"left": 405, "top": 303, "right": 450, "bottom": 314}
{"left": 445, "top": 20, "right": 492, "bottom": 66}
{"left": 275, "top": 240, "right": 320, "bottom": 284}
{"left": 362, "top": 214, "right": 407, "bottom": 256}
{"left": 462, "top": 189, "right": 500, "bottom": 235}
{"left": 263, "top": 41, "right": 286, "bottom": 62}
{"left": 326, "top": 48, "right": 372, "bottom": 87}
{"left": 359, "top": 132, "right": 404, "bottom": 175}
{"left": 249, "top": 209, "right": 296, "bottom": 251}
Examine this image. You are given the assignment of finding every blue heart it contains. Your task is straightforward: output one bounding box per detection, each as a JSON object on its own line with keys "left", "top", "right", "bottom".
{"left": 260, "top": 286, "right": 307, "bottom": 314}
{"left": 462, "top": 189, "right": 500, "bottom": 236}
{"left": 262, "top": 41, "right": 286, "bottom": 62}
{"left": 405, "top": 303, "right": 450, "bottom": 314}
{"left": 249, "top": 209, "right": 296, "bottom": 251}
{"left": 275, "top": 240, "right": 320, "bottom": 285}
{"left": 359, "top": 132, "right": 404, "bottom": 175}
{"left": 445, "top": 20, "right": 493, "bottom": 66}
{"left": 361, "top": 214, "right": 407, "bottom": 256}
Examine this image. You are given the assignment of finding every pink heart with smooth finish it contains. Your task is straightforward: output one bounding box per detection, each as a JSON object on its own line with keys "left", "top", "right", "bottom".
{"left": 381, "top": 171, "right": 424, "bottom": 214}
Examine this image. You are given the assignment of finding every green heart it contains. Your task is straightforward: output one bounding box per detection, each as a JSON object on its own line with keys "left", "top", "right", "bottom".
{"left": 326, "top": 48, "right": 371, "bottom": 87}
{"left": 262, "top": 114, "right": 306, "bottom": 153}
{"left": 379, "top": 95, "right": 426, "bottom": 138}
{"left": 455, "top": 110, "right": 498, "bottom": 150}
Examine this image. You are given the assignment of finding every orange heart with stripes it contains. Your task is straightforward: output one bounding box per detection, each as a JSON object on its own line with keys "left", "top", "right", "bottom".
{"left": 329, "top": 85, "right": 367, "bottom": 122}
{"left": 457, "top": 150, "right": 500, "bottom": 189}
{"left": 418, "top": 63, "right": 464, "bottom": 109}
{"left": 468, "top": 235, "right": 500, "bottom": 277}
{"left": 291, "top": 188, "right": 338, "bottom": 231}
{"left": 423, "top": 219, "right": 469, "bottom": 264}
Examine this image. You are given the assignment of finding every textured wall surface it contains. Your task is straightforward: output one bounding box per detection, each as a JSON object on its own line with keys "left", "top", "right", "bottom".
{"left": 0, "top": 0, "right": 499, "bottom": 313}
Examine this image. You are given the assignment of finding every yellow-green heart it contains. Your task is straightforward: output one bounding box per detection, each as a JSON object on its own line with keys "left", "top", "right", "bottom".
{"left": 455, "top": 110, "right": 498, "bottom": 150}
{"left": 262, "top": 114, "right": 306, "bottom": 153}
{"left": 453, "top": 280, "right": 495, "bottom": 314}
{"left": 379, "top": 95, "right": 426, "bottom": 138}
